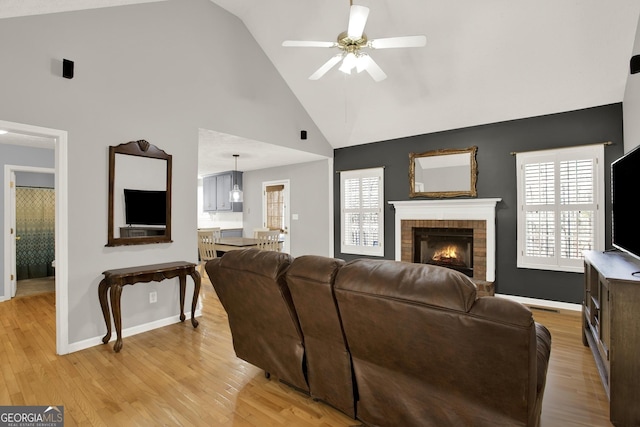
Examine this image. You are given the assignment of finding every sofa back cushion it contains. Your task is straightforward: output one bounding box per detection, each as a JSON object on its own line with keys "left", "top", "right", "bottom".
{"left": 334, "top": 259, "right": 538, "bottom": 427}
{"left": 205, "top": 249, "right": 308, "bottom": 391}
{"left": 286, "top": 255, "right": 355, "bottom": 417}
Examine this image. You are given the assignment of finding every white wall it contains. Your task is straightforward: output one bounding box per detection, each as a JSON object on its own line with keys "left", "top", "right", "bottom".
{"left": 624, "top": 13, "right": 640, "bottom": 153}
{"left": 243, "top": 159, "right": 333, "bottom": 257}
{"left": 0, "top": 0, "right": 333, "bottom": 348}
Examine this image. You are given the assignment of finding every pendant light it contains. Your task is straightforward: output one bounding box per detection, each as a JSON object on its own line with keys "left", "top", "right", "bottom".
{"left": 229, "top": 154, "right": 243, "bottom": 203}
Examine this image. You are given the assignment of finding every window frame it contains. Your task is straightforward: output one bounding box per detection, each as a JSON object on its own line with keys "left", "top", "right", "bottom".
{"left": 340, "top": 167, "right": 384, "bottom": 257}
{"left": 516, "top": 144, "right": 605, "bottom": 272}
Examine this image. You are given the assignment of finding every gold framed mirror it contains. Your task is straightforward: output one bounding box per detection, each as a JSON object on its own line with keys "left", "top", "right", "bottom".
{"left": 107, "top": 140, "right": 172, "bottom": 246}
{"left": 409, "top": 146, "right": 478, "bottom": 198}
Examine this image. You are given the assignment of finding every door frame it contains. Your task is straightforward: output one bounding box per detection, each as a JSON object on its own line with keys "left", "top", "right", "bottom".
{"left": 0, "top": 120, "right": 69, "bottom": 355}
{"left": 262, "top": 179, "right": 290, "bottom": 253}
{"left": 5, "top": 166, "right": 55, "bottom": 297}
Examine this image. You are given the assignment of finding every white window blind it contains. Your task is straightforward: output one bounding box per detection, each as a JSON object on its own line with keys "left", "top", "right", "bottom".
{"left": 516, "top": 145, "right": 604, "bottom": 272}
{"left": 265, "top": 184, "right": 284, "bottom": 231}
{"left": 340, "top": 167, "right": 384, "bottom": 256}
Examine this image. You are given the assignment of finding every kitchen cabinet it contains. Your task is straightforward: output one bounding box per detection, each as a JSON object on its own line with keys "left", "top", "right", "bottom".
{"left": 203, "top": 171, "right": 243, "bottom": 212}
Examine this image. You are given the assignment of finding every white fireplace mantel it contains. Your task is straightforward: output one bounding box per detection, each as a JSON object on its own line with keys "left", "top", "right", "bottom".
{"left": 389, "top": 198, "right": 502, "bottom": 282}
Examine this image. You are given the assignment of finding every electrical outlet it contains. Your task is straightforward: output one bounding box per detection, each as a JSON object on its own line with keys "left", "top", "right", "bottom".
{"left": 149, "top": 291, "right": 157, "bottom": 304}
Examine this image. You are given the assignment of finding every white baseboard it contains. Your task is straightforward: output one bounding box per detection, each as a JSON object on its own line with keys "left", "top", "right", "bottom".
{"left": 68, "top": 308, "right": 202, "bottom": 353}
{"left": 495, "top": 293, "right": 581, "bottom": 312}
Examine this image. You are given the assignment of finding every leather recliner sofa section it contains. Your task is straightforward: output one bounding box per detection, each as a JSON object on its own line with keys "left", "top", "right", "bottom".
{"left": 206, "top": 249, "right": 551, "bottom": 427}
{"left": 285, "top": 255, "right": 355, "bottom": 418}
{"left": 334, "top": 258, "right": 552, "bottom": 427}
{"left": 205, "top": 249, "right": 308, "bottom": 392}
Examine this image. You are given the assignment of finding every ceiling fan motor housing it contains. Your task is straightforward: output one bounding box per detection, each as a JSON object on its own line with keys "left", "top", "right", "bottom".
{"left": 338, "top": 31, "right": 367, "bottom": 53}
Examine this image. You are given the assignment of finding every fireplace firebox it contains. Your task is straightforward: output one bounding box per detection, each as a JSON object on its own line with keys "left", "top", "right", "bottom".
{"left": 413, "top": 227, "right": 474, "bottom": 277}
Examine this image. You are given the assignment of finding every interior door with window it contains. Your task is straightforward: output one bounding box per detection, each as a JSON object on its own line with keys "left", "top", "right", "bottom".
{"left": 262, "top": 180, "right": 290, "bottom": 253}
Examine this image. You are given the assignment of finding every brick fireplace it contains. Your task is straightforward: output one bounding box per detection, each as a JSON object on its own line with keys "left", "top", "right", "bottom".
{"left": 389, "top": 199, "right": 501, "bottom": 296}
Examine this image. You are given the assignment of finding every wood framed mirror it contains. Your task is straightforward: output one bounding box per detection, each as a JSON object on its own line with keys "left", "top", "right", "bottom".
{"left": 107, "top": 140, "right": 172, "bottom": 246}
{"left": 409, "top": 146, "right": 478, "bottom": 198}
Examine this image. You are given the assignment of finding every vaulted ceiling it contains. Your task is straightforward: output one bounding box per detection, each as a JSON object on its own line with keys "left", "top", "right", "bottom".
{"left": 2, "top": 0, "right": 640, "bottom": 152}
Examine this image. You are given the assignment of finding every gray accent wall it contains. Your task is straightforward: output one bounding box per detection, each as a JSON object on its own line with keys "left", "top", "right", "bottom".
{"left": 334, "top": 103, "right": 624, "bottom": 304}
{"left": 624, "top": 12, "right": 640, "bottom": 153}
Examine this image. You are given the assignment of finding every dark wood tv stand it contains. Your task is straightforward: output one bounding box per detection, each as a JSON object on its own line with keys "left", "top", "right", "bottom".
{"left": 583, "top": 250, "right": 640, "bottom": 426}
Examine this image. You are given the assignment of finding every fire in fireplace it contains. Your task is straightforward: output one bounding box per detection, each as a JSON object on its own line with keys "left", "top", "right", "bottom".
{"left": 413, "top": 227, "right": 474, "bottom": 277}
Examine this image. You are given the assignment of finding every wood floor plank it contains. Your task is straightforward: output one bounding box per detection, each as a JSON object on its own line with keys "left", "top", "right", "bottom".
{"left": 0, "top": 279, "right": 614, "bottom": 426}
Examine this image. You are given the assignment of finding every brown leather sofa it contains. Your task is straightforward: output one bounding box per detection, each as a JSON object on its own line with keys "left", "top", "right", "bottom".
{"left": 206, "top": 250, "right": 551, "bottom": 427}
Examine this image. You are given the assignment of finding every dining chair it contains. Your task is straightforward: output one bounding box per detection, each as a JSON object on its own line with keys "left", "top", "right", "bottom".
{"left": 197, "top": 228, "right": 221, "bottom": 276}
{"left": 253, "top": 227, "right": 270, "bottom": 238}
{"left": 256, "top": 230, "right": 280, "bottom": 251}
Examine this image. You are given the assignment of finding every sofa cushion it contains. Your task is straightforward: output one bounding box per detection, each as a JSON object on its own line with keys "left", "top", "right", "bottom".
{"left": 286, "top": 255, "right": 355, "bottom": 417}
{"left": 335, "top": 259, "right": 478, "bottom": 312}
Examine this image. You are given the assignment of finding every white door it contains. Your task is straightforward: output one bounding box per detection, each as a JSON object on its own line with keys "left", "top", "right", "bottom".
{"left": 262, "top": 180, "right": 290, "bottom": 253}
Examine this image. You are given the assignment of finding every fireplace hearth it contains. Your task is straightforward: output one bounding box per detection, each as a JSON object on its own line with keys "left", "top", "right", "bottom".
{"left": 414, "top": 228, "right": 473, "bottom": 277}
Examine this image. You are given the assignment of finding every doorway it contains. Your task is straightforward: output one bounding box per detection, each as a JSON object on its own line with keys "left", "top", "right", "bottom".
{"left": 1, "top": 120, "right": 69, "bottom": 355}
{"left": 262, "top": 180, "right": 290, "bottom": 253}
{"left": 6, "top": 167, "right": 56, "bottom": 298}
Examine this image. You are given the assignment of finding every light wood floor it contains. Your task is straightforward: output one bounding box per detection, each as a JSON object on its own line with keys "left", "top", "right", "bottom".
{"left": 0, "top": 278, "right": 612, "bottom": 426}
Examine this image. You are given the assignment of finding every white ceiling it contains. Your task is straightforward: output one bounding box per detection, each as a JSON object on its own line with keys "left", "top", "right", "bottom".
{"left": 3, "top": 0, "right": 640, "bottom": 170}
{"left": 213, "top": 0, "right": 640, "bottom": 149}
{"left": 198, "top": 129, "right": 327, "bottom": 176}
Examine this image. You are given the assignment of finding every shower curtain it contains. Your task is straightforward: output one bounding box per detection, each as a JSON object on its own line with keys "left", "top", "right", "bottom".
{"left": 15, "top": 187, "right": 55, "bottom": 280}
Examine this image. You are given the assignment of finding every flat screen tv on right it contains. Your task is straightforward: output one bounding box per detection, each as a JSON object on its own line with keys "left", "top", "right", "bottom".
{"left": 611, "top": 144, "right": 640, "bottom": 259}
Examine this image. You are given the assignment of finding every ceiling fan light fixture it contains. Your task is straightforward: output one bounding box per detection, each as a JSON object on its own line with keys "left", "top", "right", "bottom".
{"left": 355, "top": 54, "right": 369, "bottom": 73}
{"left": 339, "top": 52, "right": 357, "bottom": 74}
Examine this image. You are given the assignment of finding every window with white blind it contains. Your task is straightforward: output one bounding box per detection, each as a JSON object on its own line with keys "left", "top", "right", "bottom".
{"left": 516, "top": 145, "right": 605, "bottom": 272}
{"left": 340, "top": 167, "right": 384, "bottom": 256}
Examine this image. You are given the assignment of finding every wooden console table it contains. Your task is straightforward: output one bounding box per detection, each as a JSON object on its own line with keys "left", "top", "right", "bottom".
{"left": 98, "top": 261, "right": 201, "bottom": 352}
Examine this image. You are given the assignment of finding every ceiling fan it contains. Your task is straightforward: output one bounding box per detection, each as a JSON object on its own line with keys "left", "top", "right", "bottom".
{"left": 282, "top": 2, "right": 426, "bottom": 82}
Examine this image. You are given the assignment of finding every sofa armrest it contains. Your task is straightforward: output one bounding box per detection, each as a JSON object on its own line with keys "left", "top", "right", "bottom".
{"left": 535, "top": 322, "right": 552, "bottom": 394}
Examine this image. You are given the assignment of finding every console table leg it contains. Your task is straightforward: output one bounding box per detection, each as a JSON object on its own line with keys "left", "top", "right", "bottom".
{"left": 190, "top": 270, "right": 201, "bottom": 328}
{"left": 98, "top": 279, "right": 112, "bottom": 344}
{"left": 179, "top": 274, "right": 186, "bottom": 322}
{"left": 110, "top": 284, "right": 124, "bottom": 352}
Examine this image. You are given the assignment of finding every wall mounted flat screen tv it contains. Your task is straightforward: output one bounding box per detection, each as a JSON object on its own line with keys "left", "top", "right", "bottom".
{"left": 611, "top": 145, "right": 640, "bottom": 259}
{"left": 123, "top": 189, "right": 167, "bottom": 226}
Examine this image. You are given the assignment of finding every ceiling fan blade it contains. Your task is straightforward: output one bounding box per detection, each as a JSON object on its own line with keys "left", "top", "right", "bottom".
{"left": 347, "top": 5, "right": 369, "bottom": 39}
{"left": 309, "top": 54, "right": 344, "bottom": 80}
{"left": 282, "top": 40, "right": 337, "bottom": 48}
{"left": 369, "top": 35, "right": 427, "bottom": 49}
{"left": 359, "top": 55, "right": 387, "bottom": 82}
